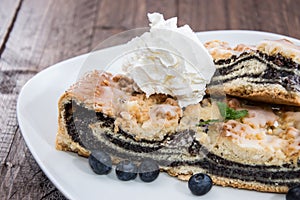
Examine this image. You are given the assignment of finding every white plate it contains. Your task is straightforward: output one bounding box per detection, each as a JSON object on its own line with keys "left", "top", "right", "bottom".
{"left": 17, "top": 30, "right": 300, "bottom": 200}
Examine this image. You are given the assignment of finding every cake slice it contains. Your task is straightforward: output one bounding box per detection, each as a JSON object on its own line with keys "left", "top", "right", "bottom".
{"left": 56, "top": 71, "right": 183, "bottom": 157}
{"left": 205, "top": 39, "right": 300, "bottom": 106}
{"left": 56, "top": 69, "right": 300, "bottom": 193}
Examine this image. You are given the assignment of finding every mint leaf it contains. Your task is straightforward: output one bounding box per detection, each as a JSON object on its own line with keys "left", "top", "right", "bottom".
{"left": 228, "top": 109, "right": 248, "bottom": 120}
{"left": 217, "top": 102, "right": 248, "bottom": 120}
{"left": 217, "top": 102, "right": 227, "bottom": 118}
{"left": 197, "top": 119, "right": 220, "bottom": 126}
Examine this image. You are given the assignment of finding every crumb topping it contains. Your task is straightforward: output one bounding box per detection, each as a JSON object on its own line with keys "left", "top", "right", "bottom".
{"left": 257, "top": 39, "right": 300, "bottom": 64}
{"left": 67, "top": 70, "right": 182, "bottom": 141}
{"left": 115, "top": 93, "right": 182, "bottom": 141}
{"left": 220, "top": 99, "right": 300, "bottom": 163}
{"left": 204, "top": 40, "right": 255, "bottom": 60}
{"left": 205, "top": 39, "right": 300, "bottom": 63}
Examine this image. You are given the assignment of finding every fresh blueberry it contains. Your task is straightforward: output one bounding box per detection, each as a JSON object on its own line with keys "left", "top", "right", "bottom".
{"left": 138, "top": 159, "right": 160, "bottom": 182}
{"left": 188, "top": 173, "right": 213, "bottom": 196}
{"left": 286, "top": 185, "right": 300, "bottom": 200}
{"left": 115, "top": 160, "right": 138, "bottom": 181}
{"left": 88, "top": 151, "right": 112, "bottom": 175}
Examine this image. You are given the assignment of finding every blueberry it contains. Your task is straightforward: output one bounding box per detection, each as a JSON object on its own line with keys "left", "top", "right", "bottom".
{"left": 115, "top": 160, "right": 138, "bottom": 181}
{"left": 188, "top": 173, "right": 213, "bottom": 196}
{"left": 88, "top": 151, "right": 112, "bottom": 175}
{"left": 286, "top": 185, "right": 300, "bottom": 200}
{"left": 139, "top": 159, "right": 160, "bottom": 182}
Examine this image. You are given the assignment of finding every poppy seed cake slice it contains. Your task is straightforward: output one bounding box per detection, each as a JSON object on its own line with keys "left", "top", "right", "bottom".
{"left": 56, "top": 70, "right": 300, "bottom": 193}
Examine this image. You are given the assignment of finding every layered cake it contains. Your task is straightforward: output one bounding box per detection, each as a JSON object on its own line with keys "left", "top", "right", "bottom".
{"left": 56, "top": 69, "right": 300, "bottom": 193}
{"left": 205, "top": 39, "right": 300, "bottom": 106}
{"left": 55, "top": 13, "right": 300, "bottom": 194}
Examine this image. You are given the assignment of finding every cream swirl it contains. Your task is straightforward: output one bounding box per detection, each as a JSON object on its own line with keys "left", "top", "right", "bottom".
{"left": 122, "top": 13, "right": 215, "bottom": 108}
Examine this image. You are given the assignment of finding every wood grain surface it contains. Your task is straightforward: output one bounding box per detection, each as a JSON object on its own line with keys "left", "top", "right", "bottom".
{"left": 0, "top": 0, "right": 299, "bottom": 199}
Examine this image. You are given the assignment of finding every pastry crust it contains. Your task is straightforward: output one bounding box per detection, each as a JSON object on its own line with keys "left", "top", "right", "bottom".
{"left": 208, "top": 80, "right": 300, "bottom": 106}
{"left": 165, "top": 166, "right": 288, "bottom": 193}
{"left": 56, "top": 94, "right": 90, "bottom": 157}
{"left": 204, "top": 40, "right": 255, "bottom": 60}
{"left": 205, "top": 39, "right": 300, "bottom": 106}
{"left": 257, "top": 39, "right": 300, "bottom": 63}
{"left": 205, "top": 39, "right": 300, "bottom": 63}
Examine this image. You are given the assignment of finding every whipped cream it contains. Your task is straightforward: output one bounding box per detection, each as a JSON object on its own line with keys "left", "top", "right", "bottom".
{"left": 122, "top": 13, "right": 215, "bottom": 108}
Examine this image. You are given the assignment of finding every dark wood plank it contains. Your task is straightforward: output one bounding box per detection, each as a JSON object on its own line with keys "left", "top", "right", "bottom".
{"left": 95, "top": 0, "right": 147, "bottom": 29}
{"left": 254, "top": 0, "right": 300, "bottom": 39}
{"left": 0, "top": 71, "right": 36, "bottom": 167}
{"left": 0, "top": 0, "right": 100, "bottom": 199}
{"left": 91, "top": 0, "right": 178, "bottom": 48}
{"left": 0, "top": 0, "right": 98, "bottom": 72}
{"left": 178, "top": 0, "right": 228, "bottom": 31}
{"left": 0, "top": 0, "right": 23, "bottom": 55}
{"left": 145, "top": 0, "right": 178, "bottom": 21}
{"left": 178, "top": 0, "right": 300, "bottom": 39}
{"left": 284, "top": 0, "right": 300, "bottom": 39}
{"left": 227, "top": 0, "right": 300, "bottom": 39}
{"left": 0, "top": 94, "right": 18, "bottom": 165}
{"left": 0, "top": 128, "right": 66, "bottom": 199}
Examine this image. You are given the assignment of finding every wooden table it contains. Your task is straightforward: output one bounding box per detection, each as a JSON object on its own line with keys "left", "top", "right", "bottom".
{"left": 1, "top": 0, "right": 299, "bottom": 199}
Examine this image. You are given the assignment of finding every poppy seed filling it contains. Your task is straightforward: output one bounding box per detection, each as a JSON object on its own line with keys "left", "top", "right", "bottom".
{"left": 64, "top": 100, "right": 300, "bottom": 188}
{"left": 211, "top": 52, "right": 300, "bottom": 92}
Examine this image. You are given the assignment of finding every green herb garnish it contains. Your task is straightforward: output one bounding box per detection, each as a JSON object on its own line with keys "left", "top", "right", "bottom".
{"left": 197, "top": 119, "right": 220, "bottom": 126}
{"left": 217, "top": 102, "right": 248, "bottom": 120}
{"left": 196, "top": 102, "right": 248, "bottom": 128}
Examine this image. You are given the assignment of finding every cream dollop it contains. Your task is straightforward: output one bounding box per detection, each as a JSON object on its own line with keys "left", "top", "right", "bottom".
{"left": 122, "top": 13, "right": 215, "bottom": 108}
